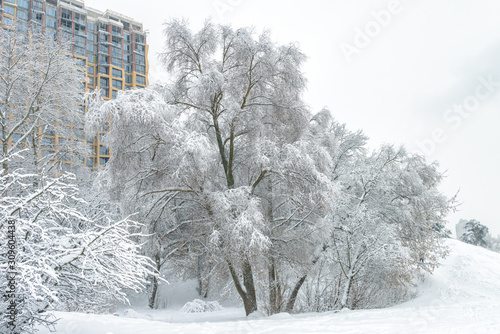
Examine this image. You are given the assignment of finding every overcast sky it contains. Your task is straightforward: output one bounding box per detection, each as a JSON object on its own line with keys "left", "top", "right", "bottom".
{"left": 85, "top": 0, "right": 500, "bottom": 237}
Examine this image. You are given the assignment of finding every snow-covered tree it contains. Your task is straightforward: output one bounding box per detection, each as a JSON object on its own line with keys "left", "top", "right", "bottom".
{"left": 86, "top": 19, "right": 338, "bottom": 316}
{"left": 460, "top": 220, "right": 489, "bottom": 247}
{"left": 0, "top": 24, "right": 87, "bottom": 176}
{"left": 0, "top": 24, "right": 154, "bottom": 333}
{"left": 86, "top": 20, "right": 454, "bottom": 316}
{"left": 0, "top": 166, "right": 155, "bottom": 333}
{"left": 326, "top": 145, "right": 452, "bottom": 309}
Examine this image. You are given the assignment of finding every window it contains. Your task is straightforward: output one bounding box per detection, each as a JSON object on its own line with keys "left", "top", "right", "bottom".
{"left": 46, "top": 17, "right": 57, "bottom": 29}
{"left": 99, "top": 146, "right": 109, "bottom": 155}
{"left": 33, "top": 12, "right": 43, "bottom": 23}
{"left": 111, "top": 57, "right": 122, "bottom": 67}
{"left": 87, "top": 32, "right": 95, "bottom": 42}
{"left": 61, "top": 19, "right": 72, "bottom": 31}
{"left": 123, "top": 54, "right": 131, "bottom": 63}
{"left": 74, "top": 13, "right": 86, "bottom": 25}
{"left": 100, "top": 77, "right": 109, "bottom": 88}
{"left": 87, "top": 66, "right": 94, "bottom": 75}
{"left": 124, "top": 65, "right": 131, "bottom": 73}
{"left": 74, "top": 46, "right": 85, "bottom": 57}
{"left": 99, "top": 33, "right": 109, "bottom": 43}
{"left": 86, "top": 157, "right": 94, "bottom": 167}
{"left": 112, "top": 35, "right": 121, "bottom": 46}
{"left": 112, "top": 79, "right": 122, "bottom": 90}
{"left": 18, "top": 0, "right": 30, "bottom": 10}
{"left": 135, "top": 65, "right": 146, "bottom": 75}
{"left": 136, "top": 75, "right": 146, "bottom": 85}
{"left": 61, "top": 9, "right": 72, "bottom": 20}
{"left": 88, "top": 22, "right": 94, "bottom": 31}
{"left": 99, "top": 157, "right": 109, "bottom": 166}
{"left": 135, "top": 34, "right": 145, "bottom": 44}
{"left": 75, "top": 35, "right": 86, "bottom": 46}
{"left": 74, "top": 23, "right": 86, "bottom": 35}
{"left": 17, "top": 10, "right": 29, "bottom": 21}
{"left": 5, "top": 0, "right": 15, "bottom": 4}
{"left": 112, "top": 46, "right": 121, "bottom": 58}
{"left": 125, "top": 75, "right": 132, "bottom": 84}
{"left": 135, "top": 44, "right": 145, "bottom": 54}
{"left": 33, "top": 0, "right": 43, "bottom": 11}
{"left": 88, "top": 56, "right": 96, "bottom": 64}
{"left": 2, "top": 17, "right": 13, "bottom": 27}
{"left": 77, "top": 104, "right": 85, "bottom": 115}
{"left": 98, "top": 44, "right": 109, "bottom": 54}
{"left": 88, "top": 77, "right": 94, "bottom": 86}
{"left": 87, "top": 43, "right": 94, "bottom": 54}
{"left": 12, "top": 133, "right": 22, "bottom": 143}
{"left": 134, "top": 55, "right": 145, "bottom": 65}
{"left": 76, "top": 58, "right": 86, "bottom": 68}
{"left": 99, "top": 66, "right": 108, "bottom": 75}
{"left": 74, "top": 127, "right": 84, "bottom": 139}
{"left": 42, "top": 136, "right": 55, "bottom": 146}
{"left": 112, "top": 25, "right": 121, "bottom": 36}
{"left": 17, "top": 20, "right": 29, "bottom": 32}
{"left": 46, "top": 6, "right": 57, "bottom": 17}
{"left": 112, "top": 90, "right": 118, "bottom": 99}
{"left": 124, "top": 33, "right": 130, "bottom": 43}
{"left": 45, "top": 30, "right": 56, "bottom": 40}
{"left": 60, "top": 163, "right": 71, "bottom": 173}
{"left": 3, "top": 5, "right": 15, "bottom": 16}
{"left": 124, "top": 44, "right": 130, "bottom": 53}
{"left": 99, "top": 56, "right": 109, "bottom": 65}
{"left": 112, "top": 68, "right": 122, "bottom": 78}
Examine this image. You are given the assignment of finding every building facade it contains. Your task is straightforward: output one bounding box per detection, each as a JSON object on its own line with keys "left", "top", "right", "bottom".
{"left": 1, "top": 0, "right": 148, "bottom": 170}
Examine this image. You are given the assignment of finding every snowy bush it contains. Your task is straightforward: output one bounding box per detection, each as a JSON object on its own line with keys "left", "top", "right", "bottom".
{"left": 180, "top": 299, "right": 223, "bottom": 313}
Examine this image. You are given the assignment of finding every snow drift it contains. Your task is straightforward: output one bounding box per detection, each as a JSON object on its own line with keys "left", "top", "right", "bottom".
{"left": 37, "top": 239, "right": 500, "bottom": 333}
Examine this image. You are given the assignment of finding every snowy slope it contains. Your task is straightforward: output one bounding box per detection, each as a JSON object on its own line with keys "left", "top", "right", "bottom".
{"left": 37, "top": 239, "right": 500, "bottom": 334}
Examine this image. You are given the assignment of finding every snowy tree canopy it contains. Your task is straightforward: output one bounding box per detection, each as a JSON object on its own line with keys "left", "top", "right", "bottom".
{"left": 0, "top": 25, "right": 156, "bottom": 334}
{"left": 460, "top": 219, "right": 489, "bottom": 248}
{"left": 0, "top": 24, "right": 87, "bottom": 176}
{"left": 86, "top": 20, "right": 454, "bottom": 316}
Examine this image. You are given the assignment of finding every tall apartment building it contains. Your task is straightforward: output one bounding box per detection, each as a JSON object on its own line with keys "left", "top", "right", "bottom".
{"left": 0, "top": 0, "right": 149, "bottom": 170}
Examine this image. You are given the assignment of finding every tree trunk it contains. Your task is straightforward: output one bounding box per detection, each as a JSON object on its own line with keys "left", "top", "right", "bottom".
{"left": 340, "top": 273, "right": 354, "bottom": 309}
{"left": 268, "top": 260, "right": 280, "bottom": 315}
{"left": 196, "top": 255, "right": 209, "bottom": 298}
{"left": 148, "top": 254, "right": 161, "bottom": 309}
{"left": 227, "top": 259, "right": 258, "bottom": 316}
{"left": 285, "top": 274, "right": 307, "bottom": 313}
{"left": 242, "top": 260, "right": 258, "bottom": 315}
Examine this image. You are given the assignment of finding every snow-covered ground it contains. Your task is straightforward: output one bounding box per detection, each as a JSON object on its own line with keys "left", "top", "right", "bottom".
{"left": 37, "top": 239, "right": 500, "bottom": 333}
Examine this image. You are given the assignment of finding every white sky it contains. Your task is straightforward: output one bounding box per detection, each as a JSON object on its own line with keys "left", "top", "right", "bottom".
{"left": 85, "top": 0, "right": 500, "bottom": 236}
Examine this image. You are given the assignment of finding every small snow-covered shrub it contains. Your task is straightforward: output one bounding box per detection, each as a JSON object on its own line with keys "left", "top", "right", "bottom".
{"left": 180, "top": 299, "right": 223, "bottom": 313}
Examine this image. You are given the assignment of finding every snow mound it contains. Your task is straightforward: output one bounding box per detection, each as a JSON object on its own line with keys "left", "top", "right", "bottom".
{"left": 247, "top": 310, "right": 266, "bottom": 319}
{"left": 37, "top": 239, "right": 500, "bottom": 333}
{"left": 122, "top": 309, "right": 153, "bottom": 320}
{"left": 180, "top": 299, "right": 224, "bottom": 313}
